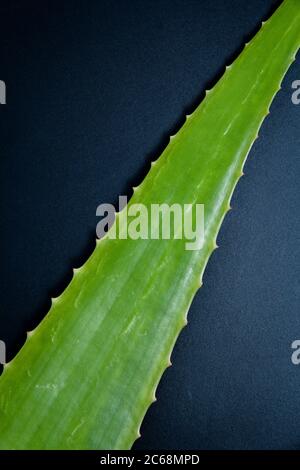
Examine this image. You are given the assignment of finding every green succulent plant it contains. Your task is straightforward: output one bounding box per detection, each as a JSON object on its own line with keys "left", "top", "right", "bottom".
{"left": 0, "top": 0, "right": 299, "bottom": 450}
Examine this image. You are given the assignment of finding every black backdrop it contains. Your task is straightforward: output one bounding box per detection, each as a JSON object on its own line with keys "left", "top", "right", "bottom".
{"left": 1, "top": 0, "right": 299, "bottom": 450}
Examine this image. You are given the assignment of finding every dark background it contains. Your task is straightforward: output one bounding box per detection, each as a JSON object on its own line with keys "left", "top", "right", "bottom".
{"left": 0, "top": 0, "right": 299, "bottom": 450}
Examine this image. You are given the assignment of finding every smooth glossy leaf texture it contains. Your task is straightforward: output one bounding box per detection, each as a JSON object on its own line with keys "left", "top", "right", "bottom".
{"left": 0, "top": 0, "right": 299, "bottom": 450}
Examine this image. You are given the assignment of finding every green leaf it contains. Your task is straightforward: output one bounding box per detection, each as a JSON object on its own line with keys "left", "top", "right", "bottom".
{"left": 0, "top": 0, "right": 299, "bottom": 450}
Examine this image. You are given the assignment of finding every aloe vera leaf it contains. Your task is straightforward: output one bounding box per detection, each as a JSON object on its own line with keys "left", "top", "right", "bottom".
{"left": 0, "top": 0, "right": 299, "bottom": 450}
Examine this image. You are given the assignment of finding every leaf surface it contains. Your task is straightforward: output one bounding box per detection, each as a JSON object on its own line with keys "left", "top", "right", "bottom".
{"left": 0, "top": 0, "right": 299, "bottom": 450}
